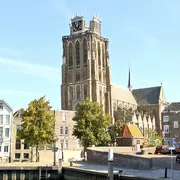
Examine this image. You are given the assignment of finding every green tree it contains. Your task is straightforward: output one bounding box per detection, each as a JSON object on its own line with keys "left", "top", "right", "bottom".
{"left": 17, "top": 96, "right": 56, "bottom": 162}
{"left": 145, "top": 129, "right": 162, "bottom": 146}
{"left": 72, "top": 99, "right": 111, "bottom": 154}
{"left": 108, "top": 120, "right": 124, "bottom": 145}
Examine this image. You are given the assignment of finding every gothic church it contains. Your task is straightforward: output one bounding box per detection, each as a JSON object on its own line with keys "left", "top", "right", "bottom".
{"left": 61, "top": 14, "right": 166, "bottom": 135}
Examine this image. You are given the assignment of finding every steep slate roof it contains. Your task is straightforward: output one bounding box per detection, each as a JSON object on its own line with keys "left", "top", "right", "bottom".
{"left": 132, "top": 86, "right": 161, "bottom": 105}
{"left": 111, "top": 84, "right": 137, "bottom": 106}
{"left": 163, "top": 102, "right": 180, "bottom": 112}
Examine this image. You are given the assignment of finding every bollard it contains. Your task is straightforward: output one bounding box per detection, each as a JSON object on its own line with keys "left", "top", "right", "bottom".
{"left": 164, "top": 167, "right": 167, "bottom": 178}
{"left": 58, "top": 150, "right": 63, "bottom": 175}
{"left": 107, "top": 148, "right": 114, "bottom": 180}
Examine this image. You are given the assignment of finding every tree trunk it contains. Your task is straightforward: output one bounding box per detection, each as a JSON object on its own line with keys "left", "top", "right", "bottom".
{"left": 36, "top": 145, "right": 39, "bottom": 162}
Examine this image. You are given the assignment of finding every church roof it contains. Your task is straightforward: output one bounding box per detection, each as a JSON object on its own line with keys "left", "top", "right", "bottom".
{"left": 111, "top": 84, "right": 137, "bottom": 106}
{"left": 132, "top": 86, "right": 161, "bottom": 105}
{"left": 163, "top": 102, "right": 180, "bottom": 112}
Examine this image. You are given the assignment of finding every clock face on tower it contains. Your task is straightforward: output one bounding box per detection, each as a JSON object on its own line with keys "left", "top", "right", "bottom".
{"left": 72, "top": 20, "right": 82, "bottom": 32}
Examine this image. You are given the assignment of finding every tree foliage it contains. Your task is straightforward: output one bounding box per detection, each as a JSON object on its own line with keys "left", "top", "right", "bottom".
{"left": 108, "top": 120, "right": 124, "bottom": 144}
{"left": 145, "top": 129, "right": 162, "bottom": 146}
{"left": 17, "top": 96, "right": 56, "bottom": 162}
{"left": 72, "top": 99, "right": 111, "bottom": 153}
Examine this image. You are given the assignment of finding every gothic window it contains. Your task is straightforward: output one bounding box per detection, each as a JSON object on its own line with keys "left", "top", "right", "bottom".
{"left": 102, "top": 44, "right": 105, "bottom": 68}
{"left": 76, "top": 86, "right": 80, "bottom": 100}
{"left": 76, "top": 41, "right": 80, "bottom": 67}
{"left": 100, "top": 90, "right": 102, "bottom": 105}
{"left": 68, "top": 86, "right": 73, "bottom": 101}
{"left": 99, "top": 71, "right": 101, "bottom": 82}
{"left": 68, "top": 42, "right": 73, "bottom": 69}
{"left": 84, "top": 84, "right": 87, "bottom": 99}
{"left": 75, "top": 72, "right": 80, "bottom": 82}
{"left": 83, "top": 39, "right": 87, "bottom": 66}
{"left": 98, "top": 42, "right": 101, "bottom": 67}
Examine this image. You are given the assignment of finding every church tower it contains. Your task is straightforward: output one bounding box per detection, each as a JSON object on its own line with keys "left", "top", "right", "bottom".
{"left": 61, "top": 14, "right": 113, "bottom": 117}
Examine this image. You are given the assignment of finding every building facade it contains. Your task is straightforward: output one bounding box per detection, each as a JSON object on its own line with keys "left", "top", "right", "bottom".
{"left": 162, "top": 102, "right": 180, "bottom": 145}
{"left": 0, "top": 99, "right": 13, "bottom": 162}
{"left": 12, "top": 109, "right": 81, "bottom": 163}
{"left": 61, "top": 14, "right": 166, "bottom": 136}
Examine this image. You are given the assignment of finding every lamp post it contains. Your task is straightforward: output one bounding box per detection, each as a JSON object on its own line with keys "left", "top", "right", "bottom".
{"left": 107, "top": 148, "right": 114, "bottom": 180}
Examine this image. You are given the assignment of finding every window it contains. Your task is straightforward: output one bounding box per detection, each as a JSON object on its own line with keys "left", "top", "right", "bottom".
{"left": 65, "top": 140, "right": 68, "bottom": 149}
{"left": 68, "top": 42, "right": 73, "bottom": 69}
{"left": 84, "top": 84, "right": 87, "bottom": 99}
{"left": 60, "top": 127, "right": 63, "bottom": 135}
{"left": 16, "top": 140, "right": 21, "bottom": 149}
{"left": 68, "top": 86, "right": 73, "bottom": 101}
{"left": 24, "top": 153, "right": 29, "bottom": 159}
{"left": 24, "top": 141, "right": 29, "bottom": 149}
{"left": 76, "top": 41, "right": 80, "bottom": 67}
{"left": 5, "top": 115, "right": 10, "bottom": 124}
{"left": 76, "top": 86, "right": 80, "bottom": 100}
{"left": 164, "top": 125, "right": 169, "bottom": 134}
{"left": 163, "top": 116, "right": 169, "bottom": 122}
{"left": 15, "top": 153, "right": 20, "bottom": 159}
{"left": 5, "top": 128, "right": 9, "bottom": 138}
{"left": 60, "top": 142, "right": 63, "bottom": 149}
{"left": 174, "top": 121, "right": 179, "bottom": 128}
{"left": 0, "top": 127, "right": 3, "bottom": 137}
{"left": 4, "top": 145, "right": 8, "bottom": 152}
{"left": 102, "top": 44, "right": 105, "bottom": 68}
{"left": 16, "top": 125, "right": 21, "bottom": 133}
{"left": 18, "top": 113, "right": 22, "bottom": 118}
{"left": 65, "top": 127, "right": 68, "bottom": 135}
{"left": 98, "top": 42, "right": 101, "bottom": 66}
{"left": 0, "top": 103, "right": 3, "bottom": 110}
{"left": 62, "top": 112, "right": 66, "bottom": 122}
{"left": 0, "top": 146, "right": 1, "bottom": 152}
{"left": 0, "top": 115, "right": 3, "bottom": 124}
{"left": 76, "top": 72, "right": 80, "bottom": 82}
{"left": 83, "top": 39, "right": 87, "bottom": 66}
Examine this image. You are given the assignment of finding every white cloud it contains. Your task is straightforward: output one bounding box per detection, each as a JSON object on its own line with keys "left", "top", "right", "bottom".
{"left": 0, "top": 57, "right": 60, "bottom": 79}
{"left": 0, "top": 88, "right": 38, "bottom": 96}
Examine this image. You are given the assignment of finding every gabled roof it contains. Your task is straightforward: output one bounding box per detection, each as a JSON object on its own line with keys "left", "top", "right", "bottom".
{"left": 111, "top": 84, "right": 137, "bottom": 106}
{"left": 132, "top": 86, "right": 161, "bottom": 105}
{"left": 121, "top": 124, "right": 144, "bottom": 138}
{"left": 0, "top": 99, "right": 13, "bottom": 111}
{"left": 13, "top": 109, "right": 22, "bottom": 117}
{"left": 163, "top": 102, "right": 180, "bottom": 112}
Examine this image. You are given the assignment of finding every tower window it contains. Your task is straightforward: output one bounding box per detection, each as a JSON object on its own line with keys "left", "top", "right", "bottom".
{"left": 84, "top": 84, "right": 88, "bottom": 99}
{"left": 76, "top": 86, "right": 81, "bottom": 100}
{"left": 83, "top": 39, "right": 88, "bottom": 66}
{"left": 102, "top": 44, "right": 105, "bottom": 68}
{"left": 98, "top": 42, "right": 101, "bottom": 67}
{"left": 68, "top": 86, "right": 73, "bottom": 101}
{"left": 76, "top": 41, "right": 80, "bottom": 67}
{"left": 76, "top": 72, "right": 81, "bottom": 82}
{"left": 68, "top": 43, "right": 73, "bottom": 69}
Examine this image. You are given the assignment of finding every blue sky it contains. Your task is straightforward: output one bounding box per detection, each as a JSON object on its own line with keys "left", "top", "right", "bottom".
{"left": 0, "top": 0, "right": 180, "bottom": 111}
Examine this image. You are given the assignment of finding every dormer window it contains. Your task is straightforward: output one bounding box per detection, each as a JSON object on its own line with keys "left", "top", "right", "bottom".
{"left": 0, "top": 103, "right": 3, "bottom": 110}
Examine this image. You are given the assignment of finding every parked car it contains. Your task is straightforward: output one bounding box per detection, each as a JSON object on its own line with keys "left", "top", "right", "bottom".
{"left": 154, "top": 145, "right": 171, "bottom": 154}
{"left": 176, "top": 154, "right": 180, "bottom": 163}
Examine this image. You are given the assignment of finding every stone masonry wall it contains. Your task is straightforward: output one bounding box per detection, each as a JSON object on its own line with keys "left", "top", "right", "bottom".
{"left": 87, "top": 149, "right": 152, "bottom": 170}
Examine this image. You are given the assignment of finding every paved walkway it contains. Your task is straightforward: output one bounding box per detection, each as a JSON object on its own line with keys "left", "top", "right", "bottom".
{"left": 68, "top": 161, "right": 180, "bottom": 180}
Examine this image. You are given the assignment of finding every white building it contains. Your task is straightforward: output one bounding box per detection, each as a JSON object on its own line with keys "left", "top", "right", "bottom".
{"left": 0, "top": 99, "right": 13, "bottom": 162}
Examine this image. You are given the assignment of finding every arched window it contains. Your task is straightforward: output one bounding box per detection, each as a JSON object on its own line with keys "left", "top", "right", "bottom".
{"left": 84, "top": 84, "right": 88, "bottom": 99}
{"left": 98, "top": 42, "right": 101, "bottom": 66}
{"left": 76, "top": 86, "right": 80, "bottom": 100}
{"left": 69, "top": 43, "right": 73, "bottom": 69}
{"left": 100, "top": 90, "right": 102, "bottom": 104}
{"left": 68, "top": 86, "right": 73, "bottom": 101}
{"left": 102, "top": 44, "right": 105, "bottom": 68}
{"left": 76, "top": 41, "right": 80, "bottom": 67}
{"left": 83, "top": 39, "right": 87, "bottom": 66}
